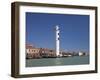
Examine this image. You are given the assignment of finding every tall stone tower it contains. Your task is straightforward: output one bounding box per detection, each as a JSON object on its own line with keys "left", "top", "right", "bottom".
{"left": 55, "top": 25, "right": 60, "bottom": 56}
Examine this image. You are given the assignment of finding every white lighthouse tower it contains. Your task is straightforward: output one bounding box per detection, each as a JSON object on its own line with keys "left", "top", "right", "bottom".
{"left": 55, "top": 25, "right": 60, "bottom": 56}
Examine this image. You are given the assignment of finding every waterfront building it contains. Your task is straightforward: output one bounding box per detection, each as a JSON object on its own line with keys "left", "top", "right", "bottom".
{"left": 78, "top": 51, "right": 85, "bottom": 56}
{"left": 39, "top": 48, "right": 56, "bottom": 58}
{"left": 61, "top": 52, "right": 73, "bottom": 57}
{"left": 26, "top": 44, "right": 56, "bottom": 59}
{"left": 26, "top": 44, "right": 41, "bottom": 59}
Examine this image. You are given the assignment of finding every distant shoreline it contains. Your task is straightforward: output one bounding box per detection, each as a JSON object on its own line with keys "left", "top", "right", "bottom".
{"left": 26, "top": 55, "right": 89, "bottom": 59}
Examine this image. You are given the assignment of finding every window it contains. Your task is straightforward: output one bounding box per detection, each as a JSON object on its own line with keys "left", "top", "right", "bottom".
{"left": 58, "top": 38, "right": 59, "bottom": 40}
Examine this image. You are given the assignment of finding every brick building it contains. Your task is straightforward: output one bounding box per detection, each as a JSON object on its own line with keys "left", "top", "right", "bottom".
{"left": 26, "top": 44, "right": 41, "bottom": 59}
{"left": 26, "top": 44, "right": 56, "bottom": 59}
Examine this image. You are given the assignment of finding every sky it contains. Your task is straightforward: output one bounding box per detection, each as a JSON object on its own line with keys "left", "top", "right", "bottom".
{"left": 26, "top": 12, "right": 89, "bottom": 52}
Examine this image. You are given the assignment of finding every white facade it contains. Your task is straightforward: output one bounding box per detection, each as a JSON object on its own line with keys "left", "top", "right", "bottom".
{"left": 79, "top": 51, "right": 83, "bottom": 56}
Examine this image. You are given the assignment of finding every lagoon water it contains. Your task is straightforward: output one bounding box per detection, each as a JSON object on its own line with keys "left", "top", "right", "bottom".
{"left": 26, "top": 56, "right": 89, "bottom": 67}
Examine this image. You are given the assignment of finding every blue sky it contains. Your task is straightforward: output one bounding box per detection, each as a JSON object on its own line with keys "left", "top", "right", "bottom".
{"left": 26, "top": 12, "right": 89, "bottom": 52}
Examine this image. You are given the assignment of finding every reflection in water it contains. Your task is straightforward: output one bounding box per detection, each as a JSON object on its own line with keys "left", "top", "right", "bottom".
{"left": 55, "top": 58, "right": 62, "bottom": 65}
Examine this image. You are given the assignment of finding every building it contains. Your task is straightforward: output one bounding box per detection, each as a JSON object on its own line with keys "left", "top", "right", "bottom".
{"left": 61, "top": 52, "right": 72, "bottom": 57}
{"left": 26, "top": 44, "right": 41, "bottom": 59}
{"left": 26, "top": 44, "right": 56, "bottom": 59}
{"left": 39, "top": 48, "right": 56, "bottom": 58}
{"left": 78, "top": 51, "right": 85, "bottom": 56}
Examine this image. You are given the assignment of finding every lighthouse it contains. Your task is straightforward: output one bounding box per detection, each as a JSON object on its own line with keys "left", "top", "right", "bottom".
{"left": 55, "top": 25, "right": 60, "bottom": 56}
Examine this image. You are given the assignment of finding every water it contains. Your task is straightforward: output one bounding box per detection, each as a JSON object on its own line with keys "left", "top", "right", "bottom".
{"left": 26, "top": 56, "right": 89, "bottom": 67}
